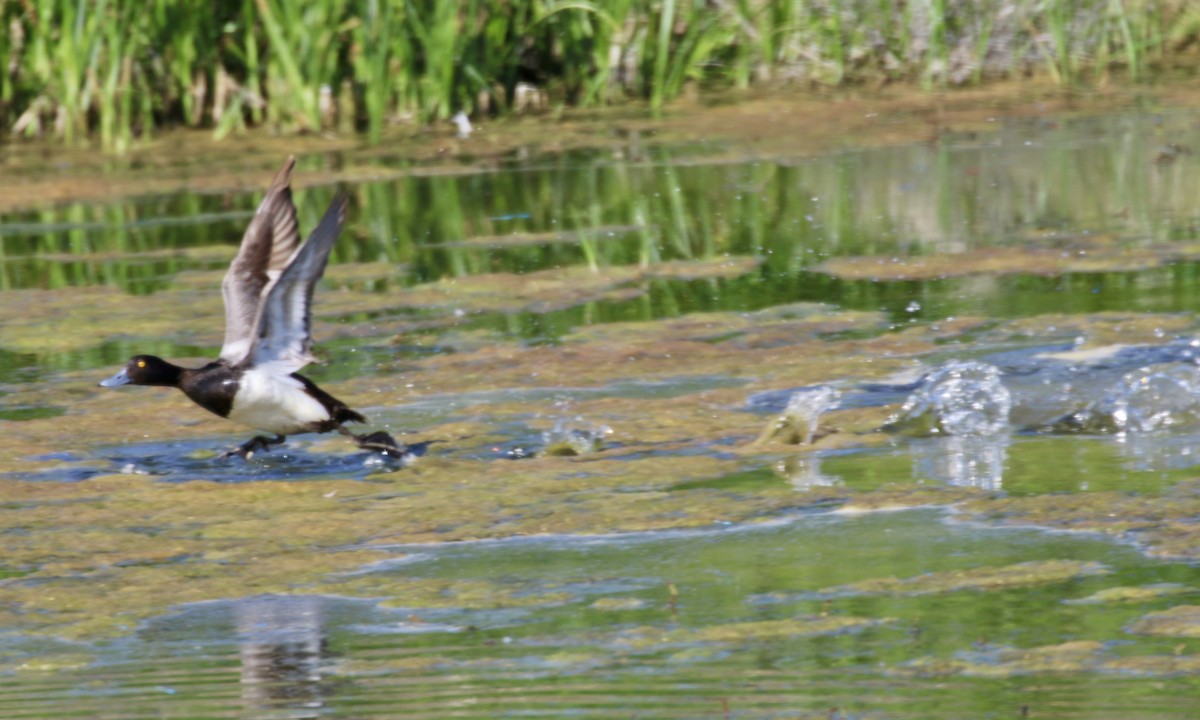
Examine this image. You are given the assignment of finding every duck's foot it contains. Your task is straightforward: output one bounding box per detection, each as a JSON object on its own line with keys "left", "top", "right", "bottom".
{"left": 222, "top": 434, "right": 287, "bottom": 460}
{"left": 340, "top": 427, "right": 408, "bottom": 458}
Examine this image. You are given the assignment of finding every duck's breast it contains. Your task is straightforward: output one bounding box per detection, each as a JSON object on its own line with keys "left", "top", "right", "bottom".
{"left": 227, "top": 366, "right": 332, "bottom": 435}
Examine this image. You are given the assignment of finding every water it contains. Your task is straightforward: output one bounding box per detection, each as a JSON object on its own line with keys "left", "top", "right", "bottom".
{"left": 2, "top": 106, "right": 1200, "bottom": 717}
{"left": 888, "top": 360, "right": 1012, "bottom": 436}
{"left": 2, "top": 512, "right": 1196, "bottom": 718}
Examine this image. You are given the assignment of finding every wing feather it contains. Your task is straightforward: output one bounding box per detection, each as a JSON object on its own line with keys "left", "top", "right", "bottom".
{"left": 219, "top": 157, "right": 300, "bottom": 363}
{"left": 244, "top": 195, "right": 347, "bottom": 374}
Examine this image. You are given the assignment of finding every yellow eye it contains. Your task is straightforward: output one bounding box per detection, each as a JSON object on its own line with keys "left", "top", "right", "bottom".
{"left": 136, "top": 360, "right": 146, "bottom": 368}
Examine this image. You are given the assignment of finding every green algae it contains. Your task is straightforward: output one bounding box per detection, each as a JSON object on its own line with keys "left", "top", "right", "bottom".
{"left": 1065, "top": 584, "right": 1196, "bottom": 605}
{"left": 897, "top": 640, "right": 1107, "bottom": 677}
{"left": 0, "top": 286, "right": 224, "bottom": 354}
{"left": 5, "top": 122, "right": 1200, "bottom": 687}
{"left": 1101, "top": 654, "right": 1200, "bottom": 675}
{"left": 609, "top": 615, "right": 885, "bottom": 649}
{"left": 0, "top": 299, "right": 1191, "bottom": 645}
{"left": 976, "top": 312, "right": 1198, "bottom": 351}
{"left": 441, "top": 225, "right": 646, "bottom": 249}
{"left": 1127, "top": 605, "right": 1200, "bottom": 638}
{"left": 4, "top": 289, "right": 1200, "bottom": 647}
{"left": 0, "top": 653, "right": 95, "bottom": 674}
{"left": 899, "top": 640, "right": 1200, "bottom": 679}
{"left": 814, "top": 240, "right": 1200, "bottom": 281}
{"left": 958, "top": 480, "right": 1200, "bottom": 560}
{"left": 391, "top": 259, "right": 761, "bottom": 317}
{"left": 590, "top": 597, "right": 647, "bottom": 611}
{"left": 332, "top": 576, "right": 575, "bottom": 610}
{"left": 838, "top": 484, "right": 985, "bottom": 511}
{"left": 816, "top": 560, "right": 1112, "bottom": 597}
{"left": 9, "top": 101, "right": 1200, "bottom": 718}
{"left": 675, "top": 616, "right": 886, "bottom": 643}
{"left": 335, "top": 654, "right": 451, "bottom": 677}
{"left": 0, "top": 451, "right": 836, "bottom": 638}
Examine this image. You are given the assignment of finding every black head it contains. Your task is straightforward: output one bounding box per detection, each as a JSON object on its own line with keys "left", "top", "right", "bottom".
{"left": 100, "top": 355, "right": 183, "bottom": 388}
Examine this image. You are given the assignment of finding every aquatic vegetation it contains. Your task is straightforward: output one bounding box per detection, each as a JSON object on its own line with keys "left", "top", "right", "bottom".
{"left": 1126, "top": 605, "right": 1200, "bottom": 637}
{"left": 0, "top": 653, "right": 94, "bottom": 674}
{"left": 610, "top": 615, "right": 886, "bottom": 649}
{"left": 900, "top": 636, "right": 1200, "bottom": 678}
{"left": 391, "top": 261, "right": 761, "bottom": 316}
{"left": 590, "top": 597, "right": 646, "bottom": 611}
{"left": 960, "top": 479, "right": 1200, "bottom": 560}
{"left": 1065, "top": 583, "right": 1196, "bottom": 605}
{"left": 668, "top": 616, "right": 886, "bottom": 643}
{"left": 4, "top": 1, "right": 1200, "bottom": 148}
{"left": 815, "top": 559, "right": 1111, "bottom": 597}
{"left": 899, "top": 640, "right": 1107, "bottom": 677}
{"left": 815, "top": 243, "right": 1200, "bottom": 281}
{"left": 1102, "top": 653, "right": 1200, "bottom": 675}
{"left": 9, "top": 103, "right": 1200, "bottom": 717}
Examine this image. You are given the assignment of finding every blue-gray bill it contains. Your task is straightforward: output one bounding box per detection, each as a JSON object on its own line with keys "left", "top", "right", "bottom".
{"left": 99, "top": 369, "right": 131, "bottom": 387}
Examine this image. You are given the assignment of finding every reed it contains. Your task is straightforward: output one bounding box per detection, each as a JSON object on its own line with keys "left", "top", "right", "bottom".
{"left": 0, "top": 0, "right": 1196, "bottom": 150}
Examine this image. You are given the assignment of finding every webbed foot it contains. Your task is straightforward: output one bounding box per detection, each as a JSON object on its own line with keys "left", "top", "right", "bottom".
{"left": 351, "top": 430, "right": 408, "bottom": 458}
{"left": 222, "top": 434, "right": 287, "bottom": 460}
{"left": 336, "top": 426, "right": 425, "bottom": 459}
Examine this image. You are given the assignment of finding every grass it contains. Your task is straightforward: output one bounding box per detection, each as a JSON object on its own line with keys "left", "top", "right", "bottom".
{"left": 0, "top": 0, "right": 1198, "bottom": 150}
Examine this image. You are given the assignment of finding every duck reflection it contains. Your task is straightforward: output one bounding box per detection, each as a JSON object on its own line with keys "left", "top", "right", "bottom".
{"left": 236, "top": 595, "right": 330, "bottom": 718}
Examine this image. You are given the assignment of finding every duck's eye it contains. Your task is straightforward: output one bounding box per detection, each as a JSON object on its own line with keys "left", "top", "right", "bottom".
{"left": 136, "top": 360, "right": 146, "bottom": 369}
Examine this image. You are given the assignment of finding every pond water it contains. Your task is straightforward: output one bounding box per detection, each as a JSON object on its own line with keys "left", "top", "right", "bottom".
{"left": 1, "top": 105, "right": 1200, "bottom": 718}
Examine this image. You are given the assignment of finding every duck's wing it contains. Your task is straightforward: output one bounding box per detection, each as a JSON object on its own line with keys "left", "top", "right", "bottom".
{"left": 243, "top": 194, "right": 347, "bottom": 374}
{"left": 219, "top": 157, "right": 300, "bottom": 364}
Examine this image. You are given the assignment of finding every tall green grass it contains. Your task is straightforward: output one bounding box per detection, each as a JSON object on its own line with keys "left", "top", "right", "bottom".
{"left": 0, "top": 0, "right": 1197, "bottom": 150}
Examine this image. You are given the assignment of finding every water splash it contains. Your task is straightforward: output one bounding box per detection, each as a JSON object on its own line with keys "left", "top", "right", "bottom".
{"left": 542, "top": 417, "right": 611, "bottom": 456}
{"left": 787, "top": 386, "right": 842, "bottom": 444}
{"left": 1107, "top": 365, "right": 1200, "bottom": 433}
{"left": 1049, "top": 364, "right": 1200, "bottom": 435}
{"left": 542, "top": 400, "right": 612, "bottom": 456}
{"left": 889, "top": 360, "right": 1011, "bottom": 437}
{"left": 756, "top": 386, "right": 842, "bottom": 445}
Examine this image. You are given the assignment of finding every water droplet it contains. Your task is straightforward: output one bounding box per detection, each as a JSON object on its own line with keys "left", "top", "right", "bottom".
{"left": 891, "top": 361, "right": 1011, "bottom": 437}
{"left": 780, "top": 386, "right": 842, "bottom": 445}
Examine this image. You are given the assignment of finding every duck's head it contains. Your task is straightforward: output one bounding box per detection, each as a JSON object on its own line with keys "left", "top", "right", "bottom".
{"left": 100, "top": 355, "right": 181, "bottom": 388}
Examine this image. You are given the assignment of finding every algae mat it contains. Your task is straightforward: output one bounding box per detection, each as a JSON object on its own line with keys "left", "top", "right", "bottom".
{"left": 2, "top": 100, "right": 1200, "bottom": 717}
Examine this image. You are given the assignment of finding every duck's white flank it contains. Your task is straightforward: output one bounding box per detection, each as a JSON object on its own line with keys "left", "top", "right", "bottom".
{"left": 227, "top": 366, "right": 330, "bottom": 435}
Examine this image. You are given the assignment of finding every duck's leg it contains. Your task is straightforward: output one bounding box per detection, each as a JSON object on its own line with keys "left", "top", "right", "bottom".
{"left": 337, "top": 426, "right": 406, "bottom": 458}
{"left": 223, "top": 434, "right": 287, "bottom": 459}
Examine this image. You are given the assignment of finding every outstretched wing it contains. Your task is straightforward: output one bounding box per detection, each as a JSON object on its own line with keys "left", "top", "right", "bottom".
{"left": 219, "top": 157, "right": 300, "bottom": 363}
{"left": 244, "top": 195, "right": 347, "bottom": 374}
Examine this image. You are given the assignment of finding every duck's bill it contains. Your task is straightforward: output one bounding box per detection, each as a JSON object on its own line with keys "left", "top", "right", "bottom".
{"left": 99, "top": 369, "right": 130, "bottom": 388}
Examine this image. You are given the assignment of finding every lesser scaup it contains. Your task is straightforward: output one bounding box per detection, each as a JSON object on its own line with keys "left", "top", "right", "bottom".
{"left": 101, "top": 157, "right": 403, "bottom": 459}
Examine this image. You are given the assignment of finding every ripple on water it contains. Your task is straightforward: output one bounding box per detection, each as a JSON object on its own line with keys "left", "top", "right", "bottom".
{"left": 2, "top": 510, "right": 1197, "bottom": 719}
{"left": 5, "top": 109, "right": 1200, "bottom": 718}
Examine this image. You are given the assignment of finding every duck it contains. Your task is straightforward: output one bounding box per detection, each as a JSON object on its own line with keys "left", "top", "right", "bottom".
{"left": 100, "top": 157, "right": 403, "bottom": 459}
